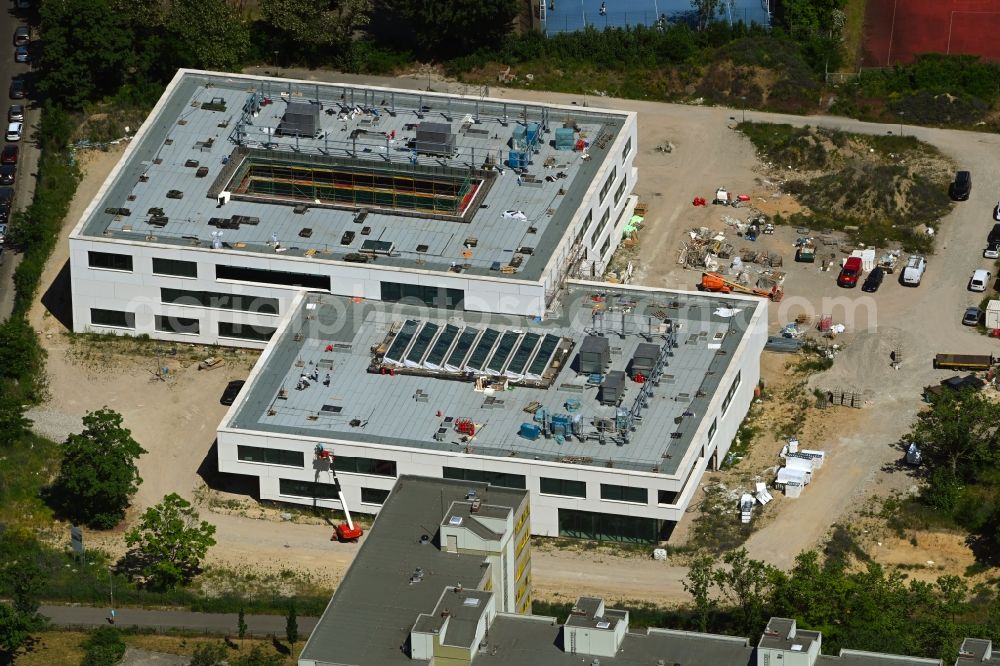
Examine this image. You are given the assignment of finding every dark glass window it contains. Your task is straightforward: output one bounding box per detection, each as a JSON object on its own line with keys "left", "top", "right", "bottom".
{"left": 540, "top": 477, "right": 586, "bottom": 498}
{"left": 600, "top": 483, "right": 647, "bottom": 504}
{"left": 155, "top": 315, "right": 200, "bottom": 335}
{"left": 152, "top": 257, "right": 197, "bottom": 278}
{"left": 90, "top": 308, "right": 135, "bottom": 328}
{"left": 216, "top": 265, "right": 331, "bottom": 290}
{"left": 218, "top": 322, "right": 276, "bottom": 342}
{"left": 558, "top": 508, "right": 664, "bottom": 543}
{"left": 279, "top": 479, "right": 338, "bottom": 499}
{"left": 380, "top": 282, "right": 464, "bottom": 309}
{"left": 721, "top": 371, "right": 742, "bottom": 415}
{"left": 161, "top": 288, "right": 279, "bottom": 314}
{"left": 614, "top": 177, "right": 627, "bottom": 206}
{"left": 599, "top": 166, "right": 617, "bottom": 203}
{"left": 88, "top": 251, "right": 133, "bottom": 271}
{"left": 336, "top": 455, "right": 397, "bottom": 477}
{"left": 622, "top": 137, "right": 632, "bottom": 161}
{"left": 238, "top": 445, "right": 304, "bottom": 467}
{"left": 360, "top": 487, "right": 390, "bottom": 504}
{"left": 443, "top": 467, "right": 526, "bottom": 489}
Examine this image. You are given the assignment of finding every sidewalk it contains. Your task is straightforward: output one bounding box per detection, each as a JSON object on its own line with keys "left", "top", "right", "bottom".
{"left": 39, "top": 604, "right": 318, "bottom": 637}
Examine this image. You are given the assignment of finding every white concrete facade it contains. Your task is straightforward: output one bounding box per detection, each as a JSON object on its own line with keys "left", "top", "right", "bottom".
{"left": 216, "top": 288, "right": 768, "bottom": 538}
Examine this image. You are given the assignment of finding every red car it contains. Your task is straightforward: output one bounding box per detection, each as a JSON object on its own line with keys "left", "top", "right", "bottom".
{"left": 1, "top": 143, "right": 17, "bottom": 165}
{"left": 837, "top": 256, "right": 863, "bottom": 288}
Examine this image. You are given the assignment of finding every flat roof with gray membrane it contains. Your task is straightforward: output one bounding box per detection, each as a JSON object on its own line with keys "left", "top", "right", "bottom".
{"left": 78, "top": 70, "right": 628, "bottom": 281}
{"left": 297, "top": 476, "right": 527, "bottom": 666}
{"left": 228, "top": 284, "right": 754, "bottom": 475}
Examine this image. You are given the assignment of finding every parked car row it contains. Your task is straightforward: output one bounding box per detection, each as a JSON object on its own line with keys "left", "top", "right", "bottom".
{"left": 950, "top": 169, "right": 998, "bottom": 326}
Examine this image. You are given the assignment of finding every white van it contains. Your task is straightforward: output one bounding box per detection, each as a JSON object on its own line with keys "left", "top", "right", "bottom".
{"left": 970, "top": 269, "right": 993, "bottom": 292}
{"left": 901, "top": 255, "right": 926, "bottom": 286}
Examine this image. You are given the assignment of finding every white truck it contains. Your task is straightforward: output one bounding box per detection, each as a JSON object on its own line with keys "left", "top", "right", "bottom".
{"left": 901, "top": 255, "right": 927, "bottom": 286}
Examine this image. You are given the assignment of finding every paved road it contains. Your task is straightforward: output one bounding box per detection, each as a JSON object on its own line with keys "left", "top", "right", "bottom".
{"left": 39, "top": 604, "right": 319, "bottom": 637}
{"left": 0, "top": 1, "right": 39, "bottom": 321}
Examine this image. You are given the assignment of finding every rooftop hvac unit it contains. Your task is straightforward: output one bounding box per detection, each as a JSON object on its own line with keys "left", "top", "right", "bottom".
{"left": 630, "top": 342, "right": 660, "bottom": 377}
{"left": 278, "top": 100, "right": 319, "bottom": 137}
{"left": 415, "top": 122, "right": 456, "bottom": 156}
{"left": 579, "top": 335, "right": 610, "bottom": 375}
{"left": 554, "top": 127, "right": 575, "bottom": 150}
{"left": 599, "top": 371, "right": 626, "bottom": 405}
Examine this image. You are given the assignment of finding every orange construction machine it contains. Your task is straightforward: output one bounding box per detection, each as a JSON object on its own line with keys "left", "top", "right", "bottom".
{"left": 700, "top": 272, "right": 783, "bottom": 302}
{"left": 315, "top": 444, "right": 364, "bottom": 542}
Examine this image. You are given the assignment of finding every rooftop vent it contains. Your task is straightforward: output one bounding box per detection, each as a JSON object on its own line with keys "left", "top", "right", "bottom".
{"left": 415, "top": 122, "right": 456, "bottom": 156}
{"left": 448, "top": 515, "right": 463, "bottom": 526}
{"left": 278, "top": 100, "right": 319, "bottom": 137}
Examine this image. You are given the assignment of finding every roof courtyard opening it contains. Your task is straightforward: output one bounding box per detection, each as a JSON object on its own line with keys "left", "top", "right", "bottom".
{"left": 223, "top": 149, "right": 488, "bottom": 220}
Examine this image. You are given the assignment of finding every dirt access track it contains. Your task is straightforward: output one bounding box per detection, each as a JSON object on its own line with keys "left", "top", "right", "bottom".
{"left": 26, "top": 67, "right": 1000, "bottom": 606}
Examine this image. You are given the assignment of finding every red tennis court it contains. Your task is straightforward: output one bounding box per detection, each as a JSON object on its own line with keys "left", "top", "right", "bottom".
{"left": 863, "top": 0, "right": 1000, "bottom": 66}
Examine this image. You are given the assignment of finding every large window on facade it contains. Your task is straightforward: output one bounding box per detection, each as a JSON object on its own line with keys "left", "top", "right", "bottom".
{"left": 380, "top": 282, "right": 464, "bottom": 309}
{"left": 279, "top": 479, "right": 339, "bottom": 499}
{"left": 574, "top": 210, "right": 593, "bottom": 247}
{"left": 708, "top": 418, "right": 718, "bottom": 442}
{"left": 614, "top": 177, "right": 627, "bottom": 206}
{"left": 88, "top": 251, "right": 133, "bottom": 272}
{"left": 218, "top": 322, "right": 276, "bottom": 342}
{"left": 161, "top": 288, "right": 279, "bottom": 314}
{"left": 721, "top": 371, "right": 742, "bottom": 415}
{"left": 336, "top": 455, "right": 397, "bottom": 477}
{"left": 622, "top": 137, "right": 632, "bottom": 161}
{"left": 90, "top": 308, "right": 135, "bottom": 329}
{"left": 155, "top": 315, "right": 200, "bottom": 335}
{"left": 443, "top": 467, "right": 526, "bottom": 489}
{"left": 216, "top": 265, "right": 331, "bottom": 290}
{"left": 238, "top": 445, "right": 304, "bottom": 467}
{"left": 600, "top": 483, "right": 647, "bottom": 504}
{"left": 558, "top": 508, "right": 664, "bottom": 543}
{"left": 599, "top": 167, "right": 617, "bottom": 204}
{"left": 600, "top": 236, "right": 611, "bottom": 257}
{"left": 540, "top": 477, "right": 586, "bottom": 498}
{"left": 360, "top": 487, "right": 391, "bottom": 504}
{"left": 591, "top": 209, "right": 611, "bottom": 246}
{"left": 152, "top": 257, "right": 197, "bottom": 278}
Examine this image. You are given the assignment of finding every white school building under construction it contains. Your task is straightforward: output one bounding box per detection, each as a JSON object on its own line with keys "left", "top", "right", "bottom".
{"left": 67, "top": 69, "right": 768, "bottom": 541}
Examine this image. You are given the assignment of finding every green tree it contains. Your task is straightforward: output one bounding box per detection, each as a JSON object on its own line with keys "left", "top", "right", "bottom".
{"left": 11, "top": 558, "right": 45, "bottom": 615}
{"left": 51, "top": 408, "right": 146, "bottom": 529}
{"left": 0, "top": 318, "right": 44, "bottom": 389}
{"left": 37, "top": 0, "right": 132, "bottom": 108}
{"left": 0, "top": 384, "right": 32, "bottom": 446}
{"left": 690, "top": 0, "right": 721, "bottom": 30}
{"left": 230, "top": 644, "right": 283, "bottom": 666}
{"left": 712, "top": 548, "right": 773, "bottom": 636}
{"left": 285, "top": 602, "right": 298, "bottom": 644}
{"left": 238, "top": 607, "right": 248, "bottom": 640}
{"left": 380, "top": 0, "right": 517, "bottom": 58}
{"left": 122, "top": 493, "right": 217, "bottom": 590}
{"left": 260, "top": 0, "right": 371, "bottom": 55}
{"left": 682, "top": 555, "right": 716, "bottom": 632}
{"left": 80, "top": 626, "right": 126, "bottom": 666}
{"left": 167, "top": 0, "right": 250, "bottom": 70}
{"left": 0, "top": 603, "right": 37, "bottom": 662}
{"left": 191, "top": 642, "right": 228, "bottom": 666}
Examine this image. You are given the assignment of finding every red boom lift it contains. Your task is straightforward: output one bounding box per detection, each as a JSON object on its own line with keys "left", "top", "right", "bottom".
{"left": 315, "top": 444, "right": 364, "bottom": 542}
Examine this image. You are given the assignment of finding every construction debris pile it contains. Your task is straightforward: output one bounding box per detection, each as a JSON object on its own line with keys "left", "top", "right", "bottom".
{"left": 774, "top": 437, "right": 826, "bottom": 498}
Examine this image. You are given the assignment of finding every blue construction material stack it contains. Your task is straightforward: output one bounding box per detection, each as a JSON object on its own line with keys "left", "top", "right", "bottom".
{"left": 555, "top": 127, "right": 575, "bottom": 150}
{"left": 525, "top": 122, "right": 541, "bottom": 146}
{"left": 508, "top": 150, "right": 528, "bottom": 168}
{"left": 550, "top": 414, "right": 573, "bottom": 437}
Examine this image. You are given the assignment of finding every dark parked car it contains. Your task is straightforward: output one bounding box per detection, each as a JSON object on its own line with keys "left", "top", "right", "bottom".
{"left": 861, "top": 266, "right": 885, "bottom": 293}
{"left": 14, "top": 45, "right": 28, "bottom": 64}
{"left": 9, "top": 77, "right": 25, "bottom": 100}
{"left": 0, "top": 187, "right": 14, "bottom": 217}
{"left": 949, "top": 170, "right": 972, "bottom": 201}
{"left": 0, "top": 164, "right": 16, "bottom": 185}
{"left": 1, "top": 144, "right": 18, "bottom": 165}
{"left": 989, "top": 223, "right": 1000, "bottom": 246}
{"left": 7, "top": 105, "right": 22, "bottom": 123}
{"left": 963, "top": 307, "right": 983, "bottom": 327}
{"left": 12, "top": 26, "right": 29, "bottom": 47}
{"left": 220, "top": 380, "right": 245, "bottom": 406}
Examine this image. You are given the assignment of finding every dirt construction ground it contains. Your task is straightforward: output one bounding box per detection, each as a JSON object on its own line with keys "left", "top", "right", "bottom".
{"left": 26, "top": 67, "right": 1000, "bottom": 606}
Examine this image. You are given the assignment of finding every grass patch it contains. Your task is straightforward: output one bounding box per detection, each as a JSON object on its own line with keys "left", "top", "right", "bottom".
{"left": 790, "top": 342, "right": 834, "bottom": 375}
{"left": 722, "top": 408, "right": 761, "bottom": 469}
{"left": 64, "top": 331, "right": 260, "bottom": 369}
{"left": 738, "top": 122, "right": 953, "bottom": 252}
{"left": 839, "top": 0, "right": 866, "bottom": 71}
{"left": 0, "top": 433, "right": 60, "bottom": 528}
{"left": 689, "top": 485, "right": 756, "bottom": 553}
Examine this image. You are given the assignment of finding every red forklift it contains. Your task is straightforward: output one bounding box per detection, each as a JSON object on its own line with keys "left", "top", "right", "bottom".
{"left": 314, "top": 444, "right": 364, "bottom": 542}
